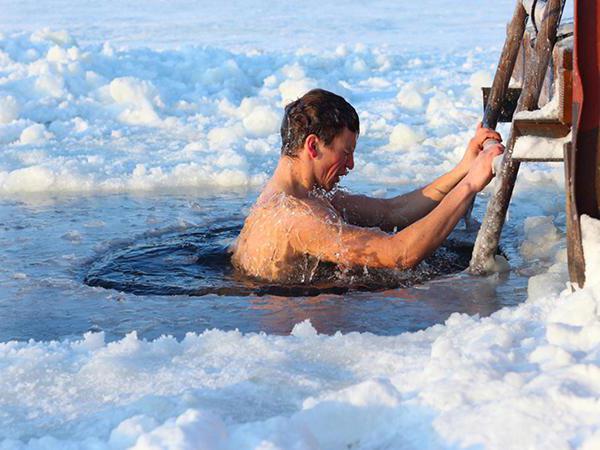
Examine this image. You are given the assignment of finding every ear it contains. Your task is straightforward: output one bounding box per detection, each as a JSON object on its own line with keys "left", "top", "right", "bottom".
{"left": 305, "top": 134, "right": 319, "bottom": 159}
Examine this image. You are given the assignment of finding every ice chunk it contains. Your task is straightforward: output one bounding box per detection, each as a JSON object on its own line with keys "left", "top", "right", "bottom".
{"left": 240, "top": 103, "right": 279, "bottom": 137}
{"left": 520, "top": 216, "right": 562, "bottom": 261}
{"left": 128, "top": 409, "right": 228, "bottom": 450}
{"left": 387, "top": 123, "right": 425, "bottom": 150}
{"left": 0, "top": 95, "right": 20, "bottom": 124}
{"left": 396, "top": 83, "right": 424, "bottom": 110}
{"left": 18, "top": 123, "right": 53, "bottom": 145}
{"left": 291, "top": 319, "right": 318, "bottom": 338}
{"left": 1, "top": 165, "right": 55, "bottom": 192}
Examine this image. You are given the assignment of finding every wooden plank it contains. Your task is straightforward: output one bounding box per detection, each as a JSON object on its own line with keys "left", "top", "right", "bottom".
{"left": 573, "top": 0, "right": 600, "bottom": 219}
{"left": 564, "top": 142, "right": 586, "bottom": 287}
{"left": 513, "top": 118, "right": 571, "bottom": 139}
{"left": 512, "top": 118, "right": 570, "bottom": 162}
{"left": 512, "top": 157, "right": 563, "bottom": 162}
{"left": 556, "top": 42, "right": 573, "bottom": 125}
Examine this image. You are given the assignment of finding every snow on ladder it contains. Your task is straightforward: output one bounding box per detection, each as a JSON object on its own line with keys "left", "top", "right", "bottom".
{"left": 511, "top": 34, "right": 572, "bottom": 162}
{"left": 468, "top": 0, "right": 574, "bottom": 275}
{"left": 470, "top": 0, "right": 600, "bottom": 288}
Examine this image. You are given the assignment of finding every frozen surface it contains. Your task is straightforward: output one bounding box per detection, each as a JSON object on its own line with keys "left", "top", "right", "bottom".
{"left": 0, "top": 0, "right": 514, "bottom": 53}
{"left": 0, "top": 24, "right": 511, "bottom": 195}
{"left": 1, "top": 0, "right": 597, "bottom": 449}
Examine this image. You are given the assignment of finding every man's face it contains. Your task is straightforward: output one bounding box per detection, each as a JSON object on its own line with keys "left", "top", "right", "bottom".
{"left": 315, "top": 128, "right": 357, "bottom": 191}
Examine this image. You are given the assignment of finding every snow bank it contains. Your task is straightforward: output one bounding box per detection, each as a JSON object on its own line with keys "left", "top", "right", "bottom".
{"left": 2, "top": 3, "right": 592, "bottom": 449}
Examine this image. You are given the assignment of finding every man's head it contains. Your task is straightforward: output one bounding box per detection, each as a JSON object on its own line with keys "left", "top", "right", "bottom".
{"left": 280, "top": 89, "right": 359, "bottom": 158}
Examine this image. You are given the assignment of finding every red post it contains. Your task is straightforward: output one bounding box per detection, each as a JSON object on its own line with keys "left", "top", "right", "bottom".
{"left": 568, "top": 0, "right": 600, "bottom": 286}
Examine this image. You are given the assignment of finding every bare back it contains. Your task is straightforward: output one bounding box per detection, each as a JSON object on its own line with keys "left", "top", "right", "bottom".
{"left": 231, "top": 193, "right": 333, "bottom": 283}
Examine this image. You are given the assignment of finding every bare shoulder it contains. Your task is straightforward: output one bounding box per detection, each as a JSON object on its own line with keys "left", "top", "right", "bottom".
{"left": 286, "top": 196, "right": 343, "bottom": 225}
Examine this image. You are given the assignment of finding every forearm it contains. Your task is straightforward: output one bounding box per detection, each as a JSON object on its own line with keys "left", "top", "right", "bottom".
{"left": 383, "top": 164, "right": 467, "bottom": 231}
{"left": 391, "top": 179, "right": 477, "bottom": 268}
{"left": 421, "top": 163, "right": 468, "bottom": 202}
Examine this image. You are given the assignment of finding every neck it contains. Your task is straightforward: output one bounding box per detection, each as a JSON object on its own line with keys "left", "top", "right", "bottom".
{"left": 270, "top": 155, "right": 316, "bottom": 198}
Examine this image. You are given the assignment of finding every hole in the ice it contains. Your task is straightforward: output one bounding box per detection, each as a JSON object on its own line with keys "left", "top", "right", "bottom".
{"left": 83, "top": 219, "right": 476, "bottom": 297}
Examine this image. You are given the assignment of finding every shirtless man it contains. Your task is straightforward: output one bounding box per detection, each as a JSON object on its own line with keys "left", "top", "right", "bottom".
{"left": 232, "top": 89, "right": 503, "bottom": 283}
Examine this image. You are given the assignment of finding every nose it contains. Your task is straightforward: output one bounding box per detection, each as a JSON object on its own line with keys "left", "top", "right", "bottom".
{"left": 346, "top": 153, "right": 354, "bottom": 171}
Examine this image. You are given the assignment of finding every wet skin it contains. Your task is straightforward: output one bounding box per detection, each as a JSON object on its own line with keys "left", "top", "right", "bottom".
{"left": 232, "top": 125, "right": 503, "bottom": 283}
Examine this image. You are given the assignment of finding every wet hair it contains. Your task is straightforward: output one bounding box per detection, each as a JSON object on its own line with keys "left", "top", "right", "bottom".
{"left": 280, "top": 89, "right": 359, "bottom": 157}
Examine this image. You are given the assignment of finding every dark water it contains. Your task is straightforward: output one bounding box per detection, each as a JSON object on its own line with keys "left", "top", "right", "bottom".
{"left": 83, "top": 221, "right": 475, "bottom": 297}
{"left": 0, "top": 187, "right": 551, "bottom": 342}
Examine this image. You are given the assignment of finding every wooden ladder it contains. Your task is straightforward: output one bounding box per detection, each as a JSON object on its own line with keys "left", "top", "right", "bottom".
{"left": 468, "top": 0, "right": 569, "bottom": 273}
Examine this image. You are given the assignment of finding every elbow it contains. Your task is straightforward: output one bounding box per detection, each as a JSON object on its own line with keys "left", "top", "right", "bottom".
{"left": 400, "top": 253, "right": 423, "bottom": 270}
{"left": 391, "top": 239, "right": 425, "bottom": 270}
{"left": 394, "top": 252, "right": 421, "bottom": 270}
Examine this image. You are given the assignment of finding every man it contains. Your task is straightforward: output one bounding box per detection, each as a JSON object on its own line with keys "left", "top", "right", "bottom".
{"left": 232, "top": 89, "right": 503, "bottom": 283}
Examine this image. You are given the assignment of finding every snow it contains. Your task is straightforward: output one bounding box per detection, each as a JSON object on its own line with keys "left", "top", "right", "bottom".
{"left": 396, "top": 83, "right": 425, "bottom": 111}
{"left": 0, "top": 24, "right": 511, "bottom": 195}
{"left": 0, "top": 0, "right": 596, "bottom": 449}
{"left": 513, "top": 93, "right": 561, "bottom": 121}
{"left": 581, "top": 215, "right": 600, "bottom": 288}
{"left": 386, "top": 123, "right": 425, "bottom": 151}
{"left": 512, "top": 132, "right": 571, "bottom": 160}
{"left": 0, "top": 95, "right": 20, "bottom": 124}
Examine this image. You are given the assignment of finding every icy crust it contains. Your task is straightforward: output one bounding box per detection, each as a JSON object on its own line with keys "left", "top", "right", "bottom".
{"left": 0, "top": 29, "right": 498, "bottom": 195}
{"left": 1, "top": 243, "right": 600, "bottom": 449}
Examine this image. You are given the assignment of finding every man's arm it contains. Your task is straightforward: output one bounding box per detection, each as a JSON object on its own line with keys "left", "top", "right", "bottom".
{"left": 293, "top": 144, "right": 503, "bottom": 269}
{"left": 293, "top": 179, "right": 477, "bottom": 269}
{"left": 332, "top": 163, "right": 468, "bottom": 231}
{"left": 332, "top": 124, "right": 501, "bottom": 231}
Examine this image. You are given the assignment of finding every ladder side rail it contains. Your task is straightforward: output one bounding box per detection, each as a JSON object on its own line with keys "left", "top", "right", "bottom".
{"left": 469, "top": 0, "right": 567, "bottom": 274}
{"left": 463, "top": 2, "right": 529, "bottom": 230}
{"left": 482, "top": 2, "right": 529, "bottom": 130}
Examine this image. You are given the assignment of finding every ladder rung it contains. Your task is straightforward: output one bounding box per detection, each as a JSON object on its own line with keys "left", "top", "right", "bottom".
{"left": 512, "top": 128, "right": 571, "bottom": 162}
{"left": 513, "top": 117, "right": 571, "bottom": 139}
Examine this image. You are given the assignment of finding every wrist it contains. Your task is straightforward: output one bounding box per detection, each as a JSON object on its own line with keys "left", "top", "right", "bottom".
{"left": 458, "top": 177, "right": 478, "bottom": 195}
{"left": 454, "top": 160, "right": 470, "bottom": 177}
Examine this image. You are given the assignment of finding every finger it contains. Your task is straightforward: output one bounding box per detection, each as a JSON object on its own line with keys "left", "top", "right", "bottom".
{"left": 485, "top": 130, "right": 502, "bottom": 141}
{"left": 482, "top": 138, "right": 501, "bottom": 149}
{"left": 483, "top": 144, "right": 503, "bottom": 155}
{"left": 479, "top": 128, "right": 500, "bottom": 138}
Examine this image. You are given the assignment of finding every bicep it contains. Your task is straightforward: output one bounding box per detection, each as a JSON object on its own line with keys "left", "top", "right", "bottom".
{"left": 288, "top": 209, "right": 400, "bottom": 268}
{"left": 331, "top": 191, "right": 388, "bottom": 227}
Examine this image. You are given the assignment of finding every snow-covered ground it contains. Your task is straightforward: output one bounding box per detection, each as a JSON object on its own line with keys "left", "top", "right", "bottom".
{"left": 2, "top": 0, "right": 599, "bottom": 449}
